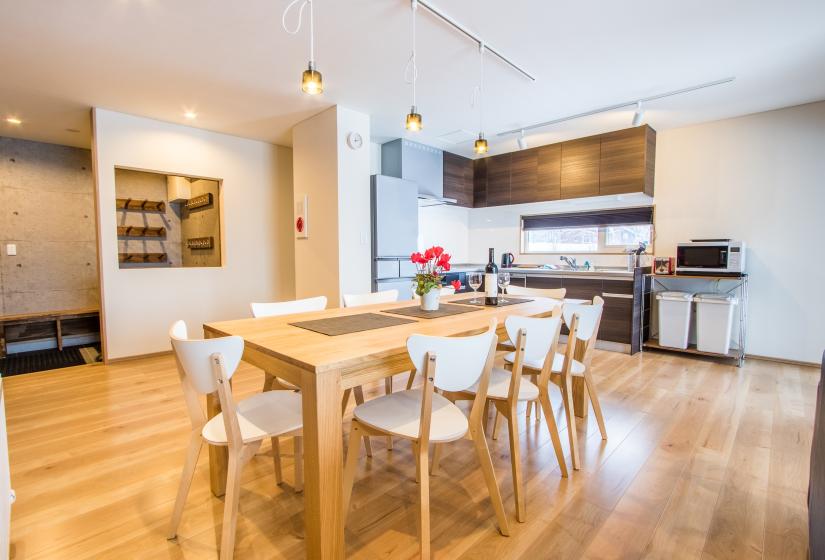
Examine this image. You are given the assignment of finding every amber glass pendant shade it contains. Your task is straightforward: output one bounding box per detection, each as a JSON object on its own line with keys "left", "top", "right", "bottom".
{"left": 474, "top": 134, "right": 489, "bottom": 154}
{"left": 405, "top": 107, "right": 422, "bottom": 131}
{"left": 301, "top": 63, "right": 323, "bottom": 95}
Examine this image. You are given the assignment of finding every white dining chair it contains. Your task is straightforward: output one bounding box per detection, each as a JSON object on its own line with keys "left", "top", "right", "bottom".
{"left": 497, "top": 285, "right": 566, "bottom": 419}
{"left": 506, "top": 285, "right": 566, "bottom": 300}
{"left": 341, "top": 289, "right": 403, "bottom": 452}
{"left": 342, "top": 321, "right": 510, "bottom": 558}
{"left": 501, "top": 296, "right": 607, "bottom": 470}
{"left": 250, "top": 295, "right": 326, "bottom": 480}
{"left": 342, "top": 289, "right": 398, "bottom": 308}
{"left": 452, "top": 314, "right": 569, "bottom": 522}
{"left": 167, "top": 321, "right": 304, "bottom": 560}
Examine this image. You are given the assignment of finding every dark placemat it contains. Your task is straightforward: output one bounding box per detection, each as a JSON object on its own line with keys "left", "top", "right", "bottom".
{"left": 451, "top": 297, "right": 534, "bottom": 307}
{"left": 381, "top": 303, "right": 481, "bottom": 319}
{"left": 289, "top": 313, "right": 416, "bottom": 336}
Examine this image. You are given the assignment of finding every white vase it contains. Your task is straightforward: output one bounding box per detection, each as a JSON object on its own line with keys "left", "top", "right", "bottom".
{"left": 420, "top": 289, "right": 440, "bottom": 311}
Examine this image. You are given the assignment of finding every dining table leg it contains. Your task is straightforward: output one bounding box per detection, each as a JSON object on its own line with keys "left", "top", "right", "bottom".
{"left": 301, "top": 368, "right": 345, "bottom": 559}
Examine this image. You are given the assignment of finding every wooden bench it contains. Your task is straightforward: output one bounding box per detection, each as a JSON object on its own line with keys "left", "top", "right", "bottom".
{"left": 0, "top": 308, "right": 100, "bottom": 358}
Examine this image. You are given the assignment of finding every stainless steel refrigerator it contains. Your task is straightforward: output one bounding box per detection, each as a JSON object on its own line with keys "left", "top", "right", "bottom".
{"left": 371, "top": 175, "right": 418, "bottom": 300}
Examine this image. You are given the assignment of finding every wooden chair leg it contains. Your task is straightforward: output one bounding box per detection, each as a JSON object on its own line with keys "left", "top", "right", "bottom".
{"left": 271, "top": 437, "right": 283, "bottom": 485}
{"left": 416, "top": 439, "right": 431, "bottom": 559}
{"left": 342, "top": 422, "right": 363, "bottom": 517}
{"left": 412, "top": 442, "right": 421, "bottom": 483}
{"left": 537, "top": 393, "right": 569, "bottom": 478}
{"left": 469, "top": 425, "right": 511, "bottom": 537}
{"left": 561, "top": 373, "right": 580, "bottom": 470}
{"left": 530, "top": 374, "right": 540, "bottom": 422}
{"left": 168, "top": 431, "right": 202, "bottom": 539}
{"left": 294, "top": 436, "right": 304, "bottom": 493}
{"left": 353, "top": 386, "right": 373, "bottom": 458}
{"left": 220, "top": 448, "right": 244, "bottom": 560}
{"left": 430, "top": 443, "right": 443, "bottom": 476}
{"left": 492, "top": 409, "right": 504, "bottom": 440}
{"left": 341, "top": 388, "right": 352, "bottom": 416}
{"left": 505, "top": 406, "right": 526, "bottom": 523}
{"left": 405, "top": 369, "right": 417, "bottom": 390}
{"left": 583, "top": 370, "right": 608, "bottom": 440}
{"left": 262, "top": 372, "right": 275, "bottom": 392}
{"left": 384, "top": 377, "right": 393, "bottom": 451}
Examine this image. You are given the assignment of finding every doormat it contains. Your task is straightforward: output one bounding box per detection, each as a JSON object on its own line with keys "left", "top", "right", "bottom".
{"left": 0, "top": 345, "right": 102, "bottom": 377}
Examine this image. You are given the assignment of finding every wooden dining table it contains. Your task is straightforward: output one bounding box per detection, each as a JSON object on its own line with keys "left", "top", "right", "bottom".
{"left": 202, "top": 294, "right": 568, "bottom": 559}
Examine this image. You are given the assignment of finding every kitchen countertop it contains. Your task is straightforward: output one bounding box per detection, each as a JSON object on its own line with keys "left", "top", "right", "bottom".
{"left": 450, "top": 263, "right": 635, "bottom": 279}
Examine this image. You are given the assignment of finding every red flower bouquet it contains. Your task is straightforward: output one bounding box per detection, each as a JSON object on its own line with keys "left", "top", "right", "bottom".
{"left": 410, "top": 246, "right": 452, "bottom": 297}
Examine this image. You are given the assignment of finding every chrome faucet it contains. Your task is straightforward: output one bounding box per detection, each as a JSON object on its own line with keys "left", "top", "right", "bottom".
{"left": 559, "top": 256, "right": 578, "bottom": 270}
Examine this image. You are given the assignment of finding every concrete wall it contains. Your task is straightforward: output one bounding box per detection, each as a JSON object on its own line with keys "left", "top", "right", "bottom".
{"left": 92, "top": 109, "right": 295, "bottom": 359}
{"left": 0, "top": 136, "right": 99, "bottom": 315}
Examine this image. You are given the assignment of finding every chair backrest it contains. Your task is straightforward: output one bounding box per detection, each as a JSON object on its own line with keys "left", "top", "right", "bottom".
{"left": 505, "top": 315, "right": 563, "bottom": 367}
{"left": 343, "top": 290, "right": 399, "bottom": 308}
{"left": 562, "top": 296, "right": 605, "bottom": 342}
{"left": 407, "top": 320, "right": 497, "bottom": 392}
{"left": 250, "top": 296, "right": 327, "bottom": 318}
{"left": 169, "top": 320, "right": 244, "bottom": 395}
{"left": 507, "top": 285, "right": 566, "bottom": 300}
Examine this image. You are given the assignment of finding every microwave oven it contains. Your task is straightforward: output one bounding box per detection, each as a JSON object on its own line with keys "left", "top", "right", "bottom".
{"left": 676, "top": 240, "right": 746, "bottom": 276}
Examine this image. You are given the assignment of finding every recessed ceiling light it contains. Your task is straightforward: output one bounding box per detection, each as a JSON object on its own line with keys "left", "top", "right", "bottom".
{"left": 5, "top": 117, "right": 22, "bottom": 125}
{"left": 184, "top": 111, "right": 197, "bottom": 120}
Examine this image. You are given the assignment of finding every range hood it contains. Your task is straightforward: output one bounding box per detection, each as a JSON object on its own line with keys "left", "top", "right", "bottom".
{"left": 381, "top": 139, "right": 456, "bottom": 206}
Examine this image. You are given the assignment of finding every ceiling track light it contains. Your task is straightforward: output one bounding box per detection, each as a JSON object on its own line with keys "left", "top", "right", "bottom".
{"left": 632, "top": 101, "right": 644, "bottom": 127}
{"left": 517, "top": 129, "right": 528, "bottom": 150}
{"left": 497, "top": 76, "right": 736, "bottom": 138}
{"left": 283, "top": 0, "right": 323, "bottom": 95}
{"left": 410, "top": 0, "right": 535, "bottom": 82}
{"left": 404, "top": 0, "right": 422, "bottom": 131}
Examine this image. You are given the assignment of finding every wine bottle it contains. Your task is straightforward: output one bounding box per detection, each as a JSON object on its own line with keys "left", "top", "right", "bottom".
{"left": 484, "top": 248, "right": 499, "bottom": 306}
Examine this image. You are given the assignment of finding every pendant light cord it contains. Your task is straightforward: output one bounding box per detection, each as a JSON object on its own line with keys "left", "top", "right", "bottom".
{"left": 283, "top": 0, "right": 315, "bottom": 64}
{"left": 404, "top": 0, "right": 419, "bottom": 106}
{"left": 470, "top": 44, "right": 485, "bottom": 133}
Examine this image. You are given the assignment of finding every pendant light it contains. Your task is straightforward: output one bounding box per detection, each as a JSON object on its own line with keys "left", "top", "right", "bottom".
{"left": 283, "top": 0, "right": 323, "bottom": 95}
{"left": 473, "top": 44, "right": 488, "bottom": 154}
{"left": 404, "top": 0, "right": 422, "bottom": 131}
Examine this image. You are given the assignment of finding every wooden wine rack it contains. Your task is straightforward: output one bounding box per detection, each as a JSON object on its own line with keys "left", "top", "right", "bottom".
{"left": 117, "top": 226, "right": 166, "bottom": 238}
{"left": 118, "top": 252, "right": 168, "bottom": 264}
{"left": 116, "top": 198, "right": 166, "bottom": 212}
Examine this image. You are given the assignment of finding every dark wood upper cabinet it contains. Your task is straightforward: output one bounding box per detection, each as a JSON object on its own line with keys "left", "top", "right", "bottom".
{"left": 442, "top": 151, "right": 474, "bottom": 207}
{"left": 599, "top": 125, "right": 655, "bottom": 196}
{"left": 466, "top": 125, "right": 655, "bottom": 207}
{"left": 560, "top": 136, "right": 601, "bottom": 200}
{"left": 473, "top": 158, "right": 487, "bottom": 208}
{"left": 486, "top": 152, "right": 511, "bottom": 206}
{"left": 537, "top": 143, "right": 561, "bottom": 202}
{"left": 509, "top": 148, "right": 539, "bottom": 205}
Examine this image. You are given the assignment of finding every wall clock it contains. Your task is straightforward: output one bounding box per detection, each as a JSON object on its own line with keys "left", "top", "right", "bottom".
{"left": 346, "top": 131, "right": 363, "bottom": 150}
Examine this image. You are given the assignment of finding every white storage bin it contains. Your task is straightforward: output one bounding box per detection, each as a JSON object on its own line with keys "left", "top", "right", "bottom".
{"left": 694, "top": 293, "right": 738, "bottom": 355}
{"left": 656, "top": 291, "right": 694, "bottom": 349}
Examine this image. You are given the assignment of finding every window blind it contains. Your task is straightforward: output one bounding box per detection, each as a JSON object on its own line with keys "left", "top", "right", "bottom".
{"left": 522, "top": 206, "right": 654, "bottom": 230}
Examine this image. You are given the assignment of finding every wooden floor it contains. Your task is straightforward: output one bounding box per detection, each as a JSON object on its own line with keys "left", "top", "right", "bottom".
{"left": 3, "top": 348, "right": 816, "bottom": 559}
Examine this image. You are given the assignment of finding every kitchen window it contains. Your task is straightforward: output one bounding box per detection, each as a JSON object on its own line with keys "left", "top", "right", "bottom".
{"left": 521, "top": 207, "right": 654, "bottom": 254}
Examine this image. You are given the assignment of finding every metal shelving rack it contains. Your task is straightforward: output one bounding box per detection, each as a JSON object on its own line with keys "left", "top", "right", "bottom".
{"left": 642, "top": 273, "right": 749, "bottom": 367}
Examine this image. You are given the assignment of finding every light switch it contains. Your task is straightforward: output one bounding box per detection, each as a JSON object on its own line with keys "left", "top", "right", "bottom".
{"left": 6, "top": 244, "right": 16, "bottom": 256}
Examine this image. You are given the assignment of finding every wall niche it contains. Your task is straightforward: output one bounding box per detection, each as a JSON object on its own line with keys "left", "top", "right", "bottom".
{"left": 114, "top": 168, "right": 222, "bottom": 268}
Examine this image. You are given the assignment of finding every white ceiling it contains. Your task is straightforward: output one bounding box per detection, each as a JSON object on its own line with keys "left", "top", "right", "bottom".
{"left": 1, "top": 0, "right": 824, "bottom": 156}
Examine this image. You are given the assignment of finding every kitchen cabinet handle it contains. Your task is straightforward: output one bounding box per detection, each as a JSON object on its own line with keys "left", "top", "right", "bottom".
{"left": 601, "top": 292, "right": 633, "bottom": 299}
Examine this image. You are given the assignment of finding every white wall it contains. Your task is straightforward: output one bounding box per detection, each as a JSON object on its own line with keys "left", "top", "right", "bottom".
{"left": 336, "top": 107, "right": 372, "bottom": 300}
{"left": 92, "top": 109, "right": 295, "bottom": 359}
{"left": 418, "top": 204, "right": 471, "bottom": 263}
{"left": 292, "top": 106, "right": 372, "bottom": 306}
{"left": 292, "top": 107, "right": 341, "bottom": 304}
{"left": 467, "top": 193, "right": 654, "bottom": 267}
{"left": 654, "top": 101, "right": 825, "bottom": 363}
